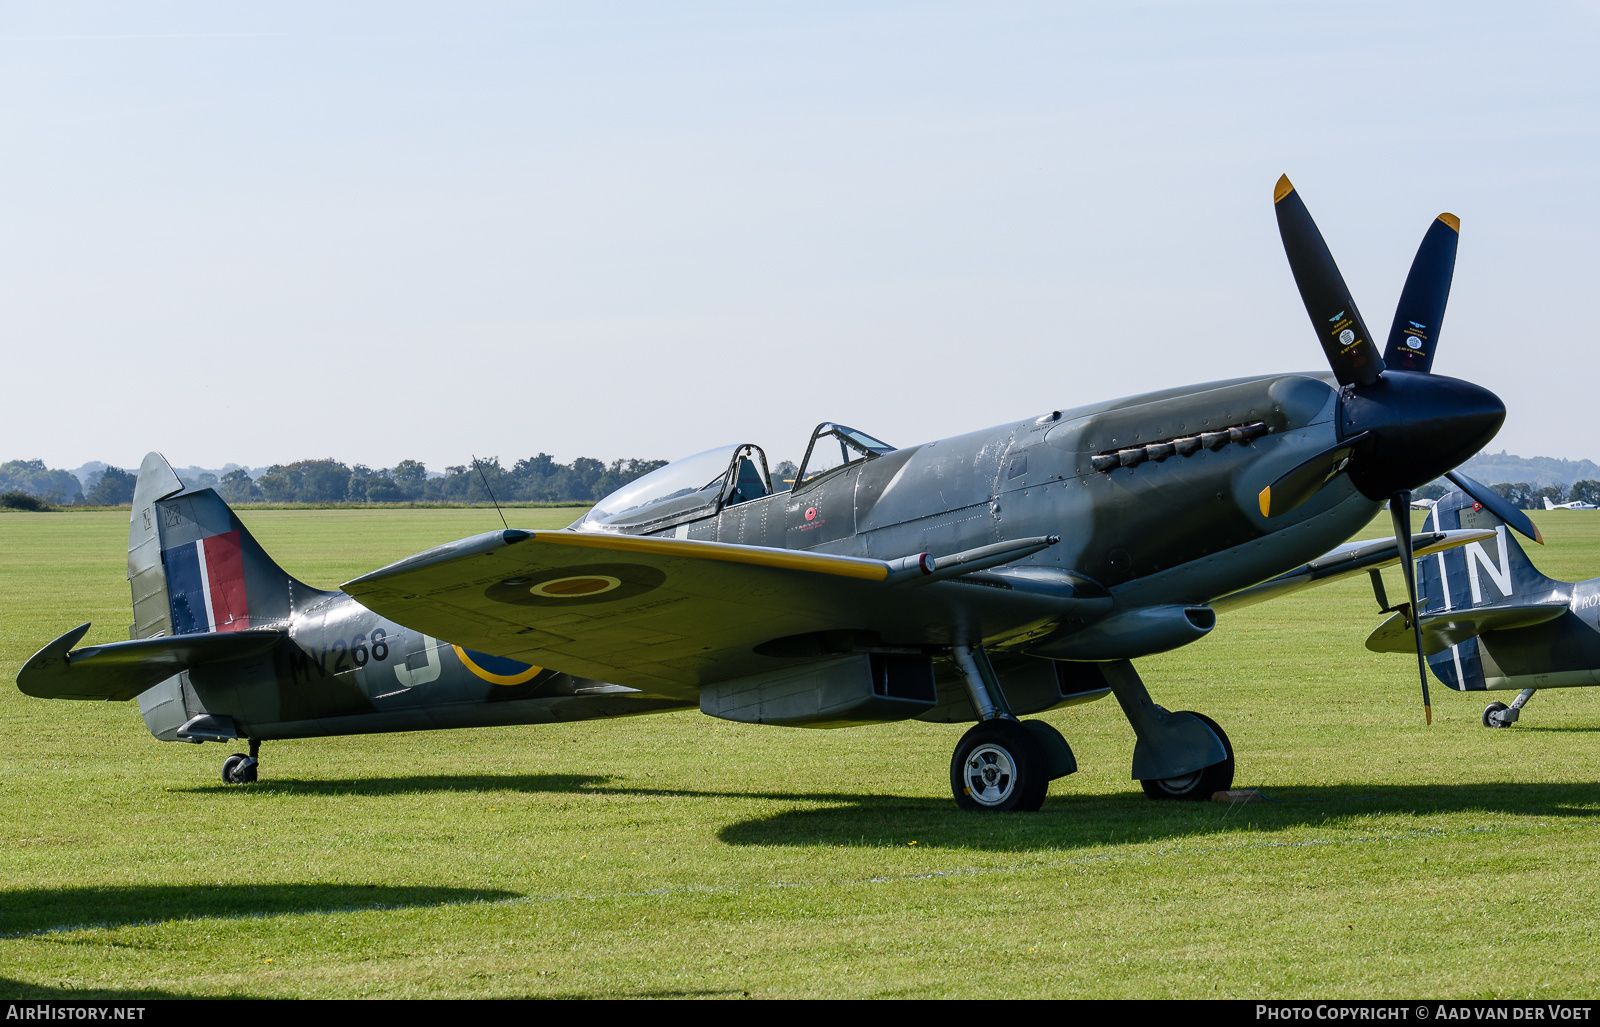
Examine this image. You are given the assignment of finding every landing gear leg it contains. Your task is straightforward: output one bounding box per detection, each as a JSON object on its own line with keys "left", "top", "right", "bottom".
{"left": 949, "top": 645, "right": 1049, "bottom": 812}
{"left": 1484, "top": 689, "right": 1537, "bottom": 728}
{"left": 1099, "top": 660, "right": 1234, "bottom": 801}
{"left": 222, "top": 738, "right": 260, "bottom": 785}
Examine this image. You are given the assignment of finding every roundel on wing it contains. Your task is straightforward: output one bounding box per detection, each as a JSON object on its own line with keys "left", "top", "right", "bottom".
{"left": 452, "top": 646, "right": 544, "bottom": 686}
{"left": 483, "top": 562, "right": 667, "bottom": 607}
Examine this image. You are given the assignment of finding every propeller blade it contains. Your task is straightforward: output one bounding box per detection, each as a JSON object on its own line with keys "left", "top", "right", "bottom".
{"left": 1257, "top": 433, "right": 1369, "bottom": 517}
{"left": 1391, "top": 491, "right": 1432, "bottom": 724}
{"left": 1274, "top": 175, "right": 1384, "bottom": 388}
{"left": 1384, "top": 214, "right": 1460, "bottom": 373}
{"left": 1445, "top": 470, "right": 1545, "bottom": 545}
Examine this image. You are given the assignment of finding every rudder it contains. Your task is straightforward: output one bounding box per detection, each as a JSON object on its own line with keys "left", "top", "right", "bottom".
{"left": 1419, "top": 490, "right": 1563, "bottom": 691}
{"left": 128, "top": 453, "right": 334, "bottom": 640}
{"left": 1420, "top": 491, "right": 1558, "bottom": 612}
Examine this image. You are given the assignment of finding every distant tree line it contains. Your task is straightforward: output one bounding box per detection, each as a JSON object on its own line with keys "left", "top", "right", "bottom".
{"left": 0, "top": 460, "right": 86, "bottom": 506}
{"left": 1408, "top": 480, "right": 1600, "bottom": 509}
{"left": 229, "top": 456, "right": 671, "bottom": 504}
{"left": 1486, "top": 481, "right": 1600, "bottom": 509}
{"left": 0, "top": 455, "right": 672, "bottom": 507}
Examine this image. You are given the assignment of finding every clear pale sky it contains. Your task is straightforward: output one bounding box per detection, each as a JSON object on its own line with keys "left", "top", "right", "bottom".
{"left": 3, "top": 2, "right": 1596, "bottom": 472}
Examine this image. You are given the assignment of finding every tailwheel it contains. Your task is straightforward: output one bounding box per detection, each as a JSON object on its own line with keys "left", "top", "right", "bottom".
{"left": 1139, "top": 712, "right": 1234, "bottom": 801}
{"left": 951, "top": 719, "right": 1047, "bottom": 812}
{"left": 222, "top": 740, "right": 260, "bottom": 784}
{"left": 1483, "top": 701, "right": 1511, "bottom": 728}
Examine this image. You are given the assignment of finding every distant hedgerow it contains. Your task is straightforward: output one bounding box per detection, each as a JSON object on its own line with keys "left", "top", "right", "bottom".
{"left": 0, "top": 490, "right": 53, "bottom": 511}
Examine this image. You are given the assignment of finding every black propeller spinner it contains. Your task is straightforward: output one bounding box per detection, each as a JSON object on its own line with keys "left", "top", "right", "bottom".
{"left": 1263, "top": 175, "right": 1535, "bottom": 723}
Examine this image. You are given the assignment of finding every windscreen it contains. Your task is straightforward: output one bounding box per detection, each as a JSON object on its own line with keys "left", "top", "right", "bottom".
{"left": 796, "top": 424, "right": 895, "bottom": 485}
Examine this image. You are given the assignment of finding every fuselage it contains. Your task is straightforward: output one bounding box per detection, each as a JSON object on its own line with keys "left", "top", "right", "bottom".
{"left": 1473, "top": 576, "right": 1600, "bottom": 691}
{"left": 147, "top": 371, "right": 1386, "bottom": 743}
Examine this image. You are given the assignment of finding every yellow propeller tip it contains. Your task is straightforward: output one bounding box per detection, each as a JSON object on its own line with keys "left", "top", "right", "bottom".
{"left": 1273, "top": 175, "right": 1295, "bottom": 203}
{"left": 1258, "top": 486, "right": 1272, "bottom": 518}
{"left": 1438, "top": 213, "right": 1460, "bottom": 232}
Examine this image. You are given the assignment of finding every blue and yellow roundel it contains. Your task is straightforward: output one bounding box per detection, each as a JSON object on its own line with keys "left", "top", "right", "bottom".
{"left": 452, "top": 646, "right": 543, "bottom": 686}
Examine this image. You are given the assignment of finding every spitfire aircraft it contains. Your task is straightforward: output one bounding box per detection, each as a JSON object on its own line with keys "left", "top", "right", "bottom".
{"left": 17, "top": 177, "right": 1515, "bottom": 811}
{"left": 1368, "top": 488, "right": 1600, "bottom": 728}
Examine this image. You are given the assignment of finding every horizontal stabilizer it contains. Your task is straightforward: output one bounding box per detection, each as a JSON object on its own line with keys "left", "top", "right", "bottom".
{"left": 1212, "top": 528, "right": 1495, "bottom": 613}
{"left": 1365, "top": 604, "right": 1567, "bottom": 656}
{"left": 17, "top": 623, "right": 284, "bottom": 701}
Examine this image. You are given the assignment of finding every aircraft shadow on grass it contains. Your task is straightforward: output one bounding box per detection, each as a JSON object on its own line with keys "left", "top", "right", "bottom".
{"left": 179, "top": 772, "right": 614, "bottom": 797}
{"left": 0, "top": 882, "right": 516, "bottom": 939}
{"left": 190, "top": 775, "right": 1600, "bottom": 852}
{"left": 713, "top": 780, "right": 1600, "bottom": 850}
{"left": 0, "top": 978, "right": 204, "bottom": 1000}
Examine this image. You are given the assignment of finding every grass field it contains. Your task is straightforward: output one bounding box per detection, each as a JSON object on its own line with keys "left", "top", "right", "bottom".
{"left": 2, "top": 506, "right": 1598, "bottom": 998}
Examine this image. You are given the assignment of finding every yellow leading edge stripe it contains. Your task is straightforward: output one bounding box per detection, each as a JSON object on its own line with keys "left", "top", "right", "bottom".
{"left": 529, "top": 531, "right": 890, "bottom": 581}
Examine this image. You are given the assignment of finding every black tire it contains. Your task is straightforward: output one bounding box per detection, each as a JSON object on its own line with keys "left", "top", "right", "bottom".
{"left": 951, "top": 720, "right": 1048, "bottom": 812}
{"left": 222, "top": 754, "right": 247, "bottom": 785}
{"left": 1139, "top": 712, "right": 1235, "bottom": 801}
{"left": 236, "top": 759, "right": 258, "bottom": 784}
{"left": 1484, "top": 702, "right": 1510, "bottom": 728}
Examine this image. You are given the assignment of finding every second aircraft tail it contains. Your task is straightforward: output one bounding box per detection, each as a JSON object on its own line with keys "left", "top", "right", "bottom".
{"left": 1376, "top": 490, "right": 1570, "bottom": 690}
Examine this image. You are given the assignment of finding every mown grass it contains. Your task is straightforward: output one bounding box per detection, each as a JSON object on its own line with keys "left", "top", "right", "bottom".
{"left": 2, "top": 508, "right": 1598, "bottom": 998}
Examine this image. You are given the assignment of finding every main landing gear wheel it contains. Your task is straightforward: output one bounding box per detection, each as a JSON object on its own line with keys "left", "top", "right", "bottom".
{"left": 1139, "top": 712, "right": 1235, "bottom": 801}
{"left": 222, "top": 753, "right": 258, "bottom": 785}
{"left": 951, "top": 720, "right": 1047, "bottom": 813}
{"left": 1483, "top": 702, "right": 1511, "bottom": 728}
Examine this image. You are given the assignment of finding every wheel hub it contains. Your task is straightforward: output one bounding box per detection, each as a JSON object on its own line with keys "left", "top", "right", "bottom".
{"left": 964, "top": 743, "right": 1017, "bottom": 806}
{"left": 1151, "top": 770, "right": 1202, "bottom": 794}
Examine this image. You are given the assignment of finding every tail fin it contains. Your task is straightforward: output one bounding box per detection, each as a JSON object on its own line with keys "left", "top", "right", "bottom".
{"left": 127, "top": 453, "right": 333, "bottom": 639}
{"left": 1545, "top": 496, "right": 1556, "bottom": 510}
{"left": 1420, "top": 490, "right": 1557, "bottom": 611}
{"left": 1417, "top": 490, "right": 1564, "bottom": 690}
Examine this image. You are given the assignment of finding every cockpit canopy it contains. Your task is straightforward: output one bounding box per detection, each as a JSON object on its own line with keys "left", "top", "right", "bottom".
{"left": 577, "top": 423, "right": 894, "bottom": 534}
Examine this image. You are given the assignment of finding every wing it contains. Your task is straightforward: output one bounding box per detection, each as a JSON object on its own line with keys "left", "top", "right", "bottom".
{"left": 1210, "top": 529, "right": 1495, "bottom": 614}
{"left": 342, "top": 529, "right": 1064, "bottom": 695}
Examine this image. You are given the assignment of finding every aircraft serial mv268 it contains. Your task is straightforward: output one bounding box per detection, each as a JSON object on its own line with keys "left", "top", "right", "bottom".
{"left": 19, "top": 177, "right": 1515, "bottom": 810}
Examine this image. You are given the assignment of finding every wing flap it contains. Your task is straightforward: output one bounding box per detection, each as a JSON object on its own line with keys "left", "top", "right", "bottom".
{"left": 17, "top": 624, "right": 285, "bottom": 701}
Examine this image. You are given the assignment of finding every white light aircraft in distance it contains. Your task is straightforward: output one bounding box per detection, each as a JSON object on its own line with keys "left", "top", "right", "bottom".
{"left": 1545, "top": 497, "right": 1597, "bottom": 511}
